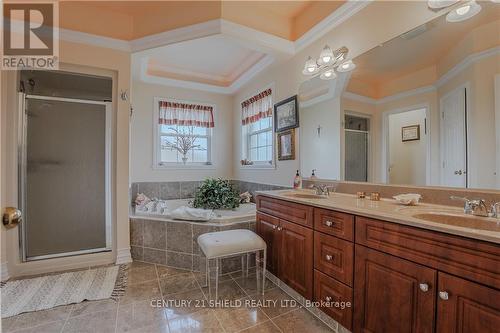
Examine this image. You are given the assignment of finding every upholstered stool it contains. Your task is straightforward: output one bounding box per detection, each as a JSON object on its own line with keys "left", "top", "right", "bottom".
{"left": 197, "top": 229, "right": 267, "bottom": 299}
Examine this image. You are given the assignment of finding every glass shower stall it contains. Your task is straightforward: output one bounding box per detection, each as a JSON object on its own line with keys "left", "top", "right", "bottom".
{"left": 18, "top": 70, "right": 113, "bottom": 261}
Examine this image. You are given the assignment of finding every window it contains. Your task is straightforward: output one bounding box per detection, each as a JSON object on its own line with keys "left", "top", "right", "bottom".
{"left": 246, "top": 117, "right": 273, "bottom": 163}
{"left": 155, "top": 98, "right": 214, "bottom": 167}
{"left": 241, "top": 88, "right": 274, "bottom": 166}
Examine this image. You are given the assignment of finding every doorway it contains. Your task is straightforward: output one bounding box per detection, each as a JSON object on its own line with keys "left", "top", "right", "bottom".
{"left": 344, "top": 114, "right": 370, "bottom": 182}
{"left": 440, "top": 85, "right": 468, "bottom": 188}
{"left": 385, "top": 107, "right": 428, "bottom": 186}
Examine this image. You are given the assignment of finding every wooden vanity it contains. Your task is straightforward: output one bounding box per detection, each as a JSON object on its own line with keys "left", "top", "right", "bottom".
{"left": 256, "top": 193, "right": 500, "bottom": 333}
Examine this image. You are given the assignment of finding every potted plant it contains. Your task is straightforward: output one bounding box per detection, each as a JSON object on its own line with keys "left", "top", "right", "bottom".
{"left": 193, "top": 178, "right": 240, "bottom": 210}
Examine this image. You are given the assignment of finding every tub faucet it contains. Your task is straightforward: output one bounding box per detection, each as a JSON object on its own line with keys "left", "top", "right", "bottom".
{"left": 450, "top": 196, "right": 489, "bottom": 217}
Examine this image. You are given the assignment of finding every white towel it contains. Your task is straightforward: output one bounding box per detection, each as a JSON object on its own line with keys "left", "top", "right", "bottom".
{"left": 170, "top": 206, "right": 216, "bottom": 221}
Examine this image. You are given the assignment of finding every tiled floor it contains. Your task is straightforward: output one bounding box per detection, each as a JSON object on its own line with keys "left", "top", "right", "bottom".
{"left": 2, "top": 261, "right": 334, "bottom": 333}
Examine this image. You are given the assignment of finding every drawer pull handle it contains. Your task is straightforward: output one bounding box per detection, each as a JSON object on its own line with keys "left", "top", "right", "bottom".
{"left": 272, "top": 225, "right": 277, "bottom": 230}
{"left": 439, "top": 291, "right": 449, "bottom": 300}
{"left": 325, "top": 221, "right": 334, "bottom": 227}
{"left": 325, "top": 296, "right": 332, "bottom": 302}
{"left": 277, "top": 226, "right": 283, "bottom": 231}
{"left": 419, "top": 283, "right": 429, "bottom": 292}
{"left": 325, "top": 254, "right": 333, "bottom": 261}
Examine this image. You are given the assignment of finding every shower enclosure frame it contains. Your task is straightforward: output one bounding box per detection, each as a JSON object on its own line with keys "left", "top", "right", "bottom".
{"left": 17, "top": 92, "right": 113, "bottom": 262}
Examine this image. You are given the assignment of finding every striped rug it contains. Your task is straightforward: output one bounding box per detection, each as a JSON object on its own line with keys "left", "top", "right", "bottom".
{"left": 1, "top": 265, "right": 127, "bottom": 318}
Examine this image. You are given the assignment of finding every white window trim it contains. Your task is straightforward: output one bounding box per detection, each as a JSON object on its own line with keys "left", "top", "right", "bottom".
{"left": 152, "top": 97, "right": 216, "bottom": 170}
{"left": 240, "top": 83, "right": 276, "bottom": 170}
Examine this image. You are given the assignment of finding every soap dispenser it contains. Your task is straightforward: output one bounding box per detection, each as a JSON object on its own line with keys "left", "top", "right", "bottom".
{"left": 310, "top": 169, "right": 318, "bottom": 180}
{"left": 293, "top": 170, "right": 302, "bottom": 189}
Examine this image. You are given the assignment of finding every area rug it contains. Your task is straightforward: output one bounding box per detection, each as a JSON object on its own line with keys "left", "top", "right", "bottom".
{"left": 1, "top": 265, "right": 127, "bottom": 318}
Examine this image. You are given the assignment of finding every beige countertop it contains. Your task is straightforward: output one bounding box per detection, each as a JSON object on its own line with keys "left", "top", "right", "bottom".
{"left": 256, "top": 189, "right": 500, "bottom": 244}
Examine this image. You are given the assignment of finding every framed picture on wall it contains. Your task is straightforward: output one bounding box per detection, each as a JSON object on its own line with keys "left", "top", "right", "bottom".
{"left": 274, "top": 95, "right": 299, "bottom": 132}
{"left": 277, "top": 129, "right": 295, "bottom": 161}
{"left": 402, "top": 125, "right": 420, "bottom": 142}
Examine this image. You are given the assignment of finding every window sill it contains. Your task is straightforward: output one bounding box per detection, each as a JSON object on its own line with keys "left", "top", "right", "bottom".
{"left": 239, "top": 163, "right": 276, "bottom": 170}
{"left": 153, "top": 163, "right": 216, "bottom": 170}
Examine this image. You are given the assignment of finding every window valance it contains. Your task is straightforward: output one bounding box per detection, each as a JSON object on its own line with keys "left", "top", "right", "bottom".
{"left": 159, "top": 101, "right": 214, "bottom": 128}
{"left": 241, "top": 88, "right": 273, "bottom": 125}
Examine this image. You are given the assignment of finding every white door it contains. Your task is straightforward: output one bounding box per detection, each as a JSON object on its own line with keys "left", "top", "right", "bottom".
{"left": 440, "top": 87, "right": 467, "bottom": 187}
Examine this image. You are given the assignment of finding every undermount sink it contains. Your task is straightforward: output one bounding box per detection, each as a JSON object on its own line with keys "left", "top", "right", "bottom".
{"left": 283, "top": 192, "right": 327, "bottom": 199}
{"left": 412, "top": 212, "right": 500, "bottom": 232}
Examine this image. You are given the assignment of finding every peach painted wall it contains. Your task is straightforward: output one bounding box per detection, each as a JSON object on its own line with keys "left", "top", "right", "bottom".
{"left": 1, "top": 40, "right": 131, "bottom": 278}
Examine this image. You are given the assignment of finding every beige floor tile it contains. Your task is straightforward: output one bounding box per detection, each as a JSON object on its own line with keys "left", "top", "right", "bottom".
{"left": 159, "top": 273, "right": 198, "bottom": 296}
{"left": 8, "top": 305, "right": 73, "bottom": 331}
{"left": 272, "top": 308, "right": 334, "bottom": 332}
{"left": 128, "top": 265, "right": 158, "bottom": 285}
{"left": 129, "top": 261, "right": 156, "bottom": 269}
{"left": 62, "top": 308, "right": 117, "bottom": 333}
{"left": 212, "top": 297, "right": 269, "bottom": 333}
{"left": 229, "top": 267, "right": 257, "bottom": 279}
{"left": 201, "top": 279, "right": 246, "bottom": 301}
{"left": 156, "top": 265, "right": 192, "bottom": 279}
{"left": 70, "top": 299, "right": 118, "bottom": 317}
{"left": 116, "top": 300, "right": 168, "bottom": 333}
{"left": 167, "top": 309, "right": 223, "bottom": 333}
{"left": 10, "top": 320, "right": 65, "bottom": 333}
{"left": 233, "top": 273, "right": 276, "bottom": 296}
{"left": 161, "top": 288, "right": 207, "bottom": 320}
{"left": 192, "top": 271, "right": 232, "bottom": 286}
{"left": 120, "top": 279, "right": 162, "bottom": 305}
{"left": 250, "top": 287, "right": 299, "bottom": 318}
{"left": 1, "top": 316, "right": 18, "bottom": 333}
{"left": 124, "top": 322, "right": 170, "bottom": 333}
{"left": 239, "top": 320, "right": 282, "bottom": 333}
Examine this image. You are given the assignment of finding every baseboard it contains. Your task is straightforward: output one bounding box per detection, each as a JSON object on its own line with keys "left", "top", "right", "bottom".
{"left": 116, "top": 248, "right": 132, "bottom": 265}
{"left": 1, "top": 262, "right": 10, "bottom": 281}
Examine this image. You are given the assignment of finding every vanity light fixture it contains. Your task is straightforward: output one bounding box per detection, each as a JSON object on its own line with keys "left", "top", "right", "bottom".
{"left": 446, "top": 0, "right": 481, "bottom": 22}
{"left": 302, "top": 46, "right": 353, "bottom": 81}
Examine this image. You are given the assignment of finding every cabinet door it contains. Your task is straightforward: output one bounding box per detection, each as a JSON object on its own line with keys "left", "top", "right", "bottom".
{"left": 279, "top": 219, "right": 314, "bottom": 299}
{"left": 256, "top": 212, "right": 280, "bottom": 274}
{"left": 437, "top": 272, "right": 500, "bottom": 333}
{"left": 354, "top": 245, "right": 437, "bottom": 333}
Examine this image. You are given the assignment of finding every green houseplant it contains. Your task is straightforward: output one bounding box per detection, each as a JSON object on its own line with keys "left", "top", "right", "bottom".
{"left": 193, "top": 178, "right": 240, "bottom": 210}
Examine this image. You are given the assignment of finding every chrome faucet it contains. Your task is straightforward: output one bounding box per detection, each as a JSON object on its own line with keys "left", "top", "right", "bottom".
{"left": 489, "top": 202, "right": 500, "bottom": 218}
{"left": 310, "top": 184, "right": 336, "bottom": 196}
{"left": 450, "top": 196, "right": 489, "bottom": 217}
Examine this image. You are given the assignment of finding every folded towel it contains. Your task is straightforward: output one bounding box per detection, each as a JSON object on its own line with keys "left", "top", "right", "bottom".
{"left": 170, "top": 206, "right": 216, "bottom": 221}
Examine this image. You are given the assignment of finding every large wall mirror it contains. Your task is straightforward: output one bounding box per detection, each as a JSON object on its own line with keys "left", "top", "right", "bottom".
{"left": 299, "top": 1, "right": 499, "bottom": 190}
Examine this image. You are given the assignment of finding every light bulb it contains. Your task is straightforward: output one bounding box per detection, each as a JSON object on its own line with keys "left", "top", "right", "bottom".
{"left": 456, "top": 5, "right": 470, "bottom": 15}
{"left": 446, "top": 0, "right": 481, "bottom": 22}
{"left": 337, "top": 60, "right": 356, "bottom": 72}
{"left": 319, "top": 45, "right": 334, "bottom": 64}
{"left": 303, "top": 56, "right": 318, "bottom": 75}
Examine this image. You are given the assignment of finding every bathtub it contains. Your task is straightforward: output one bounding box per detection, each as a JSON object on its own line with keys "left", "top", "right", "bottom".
{"left": 130, "top": 198, "right": 256, "bottom": 225}
{"left": 129, "top": 199, "right": 257, "bottom": 271}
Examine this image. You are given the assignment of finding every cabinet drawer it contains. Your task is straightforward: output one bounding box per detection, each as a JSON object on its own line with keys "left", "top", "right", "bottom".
{"left": 314, "top": 269, "right": 353, "bottom": 331}
{"left": 256, "top": 195, "right": 313, "bottom": 227}
{"left": 314, "top": 231, "right": 354, "bottom": 286}
{"left": 356, "top": 216, "right": 500, "bottom": 289}
{"left": 314, "top": 208, "right": 354, "bottom": 241}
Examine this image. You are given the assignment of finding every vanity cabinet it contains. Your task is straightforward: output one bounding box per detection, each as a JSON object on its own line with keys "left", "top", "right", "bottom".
{"left": 256, "top": 194, "right": 500, "bottom": 333}
{"left": 354, "top": 245, "right": 437, "bottom": 333}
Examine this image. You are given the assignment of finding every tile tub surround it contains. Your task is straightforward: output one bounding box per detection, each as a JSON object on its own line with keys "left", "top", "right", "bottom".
{"left": 302, "top": 179, "right": 500, "bottom": 207}
{"left": 131, "top": 180, "right": 289, "bottom": 204}
{"left": 130, "top": 218, "right": 257, "bottom": 273}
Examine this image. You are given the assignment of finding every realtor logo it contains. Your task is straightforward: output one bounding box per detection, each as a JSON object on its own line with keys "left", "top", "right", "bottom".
{"left": 1, "top": 1, "right": 59, "bottom": 70}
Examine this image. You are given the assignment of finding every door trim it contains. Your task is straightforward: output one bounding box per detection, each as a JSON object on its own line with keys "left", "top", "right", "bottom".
{"left": 18, "top": 94, "right": 113, "bottom": 261}
{"left": 494, "top": 74, "right": 500, "bottom": 188}
{"left": 439, "top": 82, "right": 470, "bottom": 188}
{"left": 381, "top": 104, "right": 431, "bottom": 185}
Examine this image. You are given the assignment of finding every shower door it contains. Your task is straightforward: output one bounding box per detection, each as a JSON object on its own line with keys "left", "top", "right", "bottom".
{"left": 19, "top": 94, "right": 112, "bottom": 261}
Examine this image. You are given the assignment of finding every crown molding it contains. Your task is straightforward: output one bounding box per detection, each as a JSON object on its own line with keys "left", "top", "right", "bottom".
{"left": 294, "top": 0, "right": 373, "bottom": 53}
{"left": 140, "top": 54, "right": 275, "bottom": 94}
{"left": 130, "top": 20, "right": 221, "bottom": 52}
{"left": 59, "top": 28, "right": 131, "bottom": 52}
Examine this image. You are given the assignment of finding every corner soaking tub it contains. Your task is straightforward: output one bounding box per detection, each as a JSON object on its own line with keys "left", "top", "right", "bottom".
{"left": 129, "top": 199, "right": 257, "bottom": 272}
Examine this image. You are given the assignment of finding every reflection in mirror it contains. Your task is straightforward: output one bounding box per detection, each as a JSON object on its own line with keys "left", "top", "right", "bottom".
{"left": 299, "top": 2, "right": 500, "bottom": 189}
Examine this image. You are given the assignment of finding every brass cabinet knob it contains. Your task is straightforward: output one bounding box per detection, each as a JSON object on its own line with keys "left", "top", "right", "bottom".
{"left": 3, "top": 207, "right": 22, "bottom": 229}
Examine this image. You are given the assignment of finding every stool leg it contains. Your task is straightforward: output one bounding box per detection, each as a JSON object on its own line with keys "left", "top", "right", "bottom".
{"left": 262, "top": 249, "right": 267, "bottom": 295}
{"left": 205, "top": 257, "right": 209, "bottom": 288}
{"left": 241, "top": 255, "right": 245, "bottom": 276}
{"left": 207, "top": 258, "right": 211, "bottom": 298}
{"left": 215, "top": 258, "right": 220, "bottom": 300}
{"left": 255, "top": 251, "right": 261, "bottom": 293}
{"left": 246, "top": 253, "right": 250, "bottom": 277}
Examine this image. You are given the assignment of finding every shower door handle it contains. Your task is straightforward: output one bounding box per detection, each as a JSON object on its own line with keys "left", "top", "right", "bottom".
{"left": 3, "top": 207, "right": 22, "bottom": 229}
